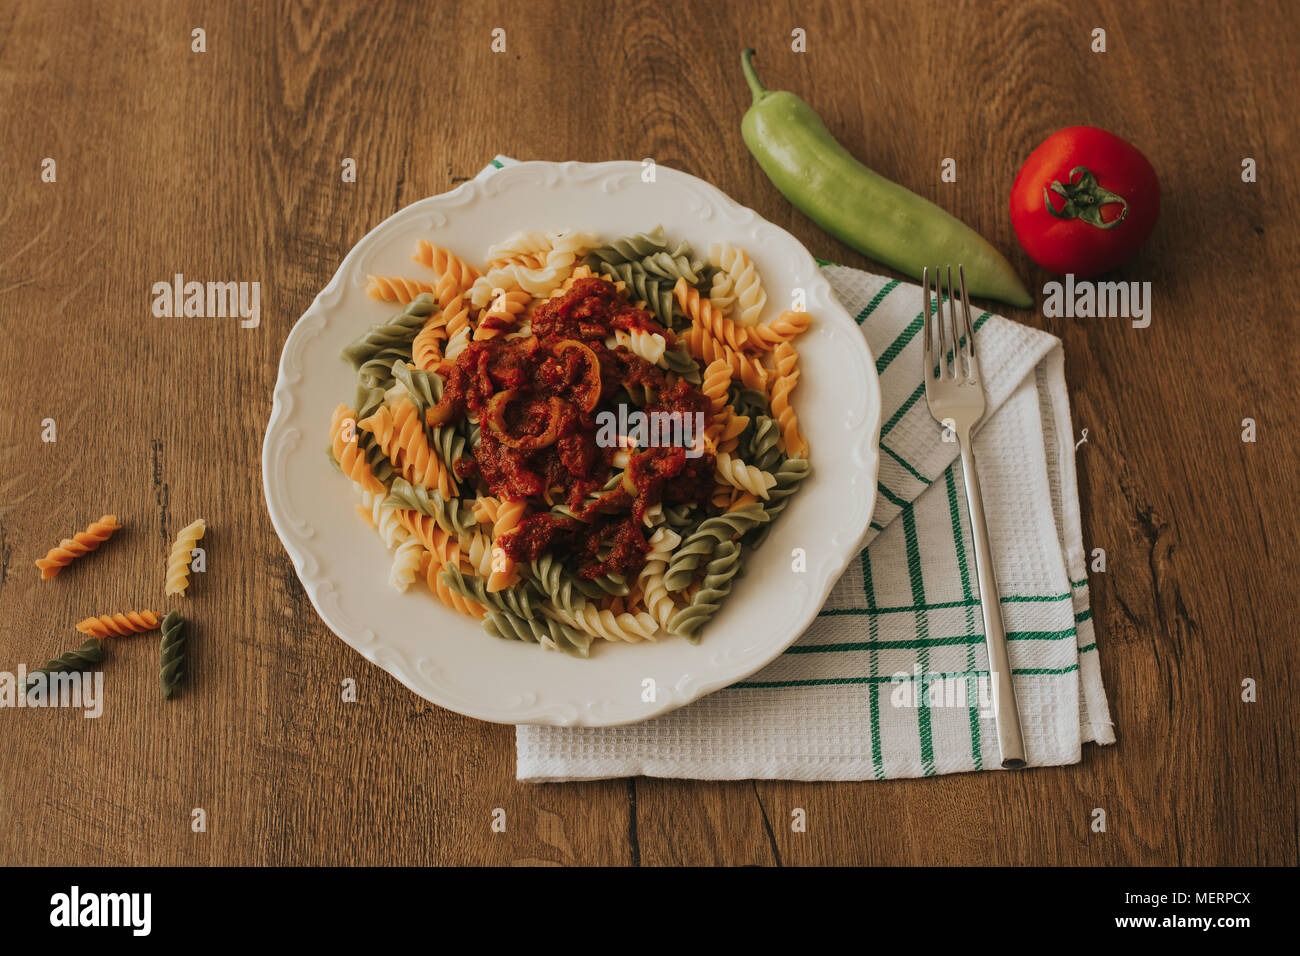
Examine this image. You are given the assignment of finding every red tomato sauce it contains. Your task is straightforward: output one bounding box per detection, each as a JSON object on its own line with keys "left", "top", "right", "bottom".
{"left": 428, "top": 277, "right": 714, "bottom": 579}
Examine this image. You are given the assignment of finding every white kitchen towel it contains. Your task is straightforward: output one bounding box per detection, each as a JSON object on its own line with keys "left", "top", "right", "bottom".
{"left": 480, "top": 157, "right": 1116, "bottom": 781}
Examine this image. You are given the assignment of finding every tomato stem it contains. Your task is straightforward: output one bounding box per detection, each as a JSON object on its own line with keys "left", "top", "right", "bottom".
{"left": 1044, "top": 166, "right": 1129, "bottom": 229}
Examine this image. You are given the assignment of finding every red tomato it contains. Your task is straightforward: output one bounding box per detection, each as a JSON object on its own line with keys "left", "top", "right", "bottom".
{"left": 1010, "top": 126, "right": 1159, "bottom": 277}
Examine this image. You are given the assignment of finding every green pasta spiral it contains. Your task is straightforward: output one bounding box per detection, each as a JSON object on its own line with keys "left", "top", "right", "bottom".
{"left": 729, "top": 385, "right": 772, "bottom": 420}
{"left": 459, "top": 415, "right": 481, "bottom": 450}
{"left": 441, "top": 564, "right": 538, "bottom": 620}
{"left": 391, "top": 364, "right": 465, "bottom": 470}
{"left": 159, "top": 610, "right": 187, "bottom": 699}
{"left": 574, "top": 572, "right": 630, "bottom": 599}
{"left": 661, "top": 503, "right": 696, "bottom": 529}
{"left": 383, "top": 479, "right": 476, "bottom": 534}
{"left": 352, "top": 384, "right": 397, "bottom": 483}
{"left": 341, "top": 294, "right": 435, "bottom": 369}
{"left": 746, "top": 415, "right": 783, "bottom": 472}
{"left": 482, "top": 609, "right": 592, "bottom": 659}
{"left": 659, "top": 343, "right": 702, "bottom": 383}
{"left": 596, "top": 260, "right": 677, "bottom": 327}
{"left": 357, "top": 347, "right": 411, "bottom": 391}
{"left": 525, "top": 554, "right": 589, "bottom": 612}
{"left": 355, "top": 383, "right": 386, "bottom": 421}
{"left": 569, "top": 539, "right": 631, "bottom": 598}
{"left": 26, "top": 637, "right": 104, "bottom": 691}
{"left": 427, "top": 423, "right": 467, "bottom": 474}
{"left": 392, "top": 361, "right": 444, "bottom": 410}
{"left": 667, "top": 540, "right": 742, "bottom": 642}
{"left": 641, "top": 249, "right": 708, "bottom": 286}
{"left": 359, "top": 433, "right": 395, "bottom": 485}
{"left": 662, "top": 503, "right": 770, "bottom": 591}
{"left": 747, "top": 457, "right": 813, "bottom": 549}
{"left": 586, "top": 226, "right": 671, "bottom": 264}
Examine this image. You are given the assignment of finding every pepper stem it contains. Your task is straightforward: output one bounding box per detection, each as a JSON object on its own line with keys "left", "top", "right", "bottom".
{"left": 741, "top": 48, "right": 767, "bottom": 104}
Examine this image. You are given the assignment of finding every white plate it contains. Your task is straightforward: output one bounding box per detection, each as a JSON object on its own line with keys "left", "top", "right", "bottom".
{"left": 262, "top": 160, "right": 881, "bottom": 726}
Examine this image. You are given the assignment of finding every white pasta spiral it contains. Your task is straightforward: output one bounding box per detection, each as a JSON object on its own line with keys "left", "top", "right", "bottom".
{"left": 388, "top": 537, "right": 423, "bottom": 592}
{"left": 485, "top": 230, "right": 554, "bottom": 263}
{"left": 469, "top": 229, "right": 597, "bottom": 306}
{"left": 714, "top": 451, "right": 777, "bottom": 499}
{"left": 360, "top": 489, "right": 409, "bottom": 551}
{"left": 544, "top": 604, "right": 659, "bottom": 643}
{"left": 164, "top": 518, "right": 207, "bottom": 596}
{"left": 606, "top": 328, "right": 667, "bottom": 365}
{"left": 461, "top": 531, "right": 495, "bottom": 578}
{"left": 708, "top": 242, "right": 767, "bottom": 327}
{"left": 637, "top": 527, "right": 682, "bottom": 632}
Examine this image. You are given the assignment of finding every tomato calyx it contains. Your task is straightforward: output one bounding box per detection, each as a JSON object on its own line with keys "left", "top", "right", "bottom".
{"left": 1044, "top": 166, "right": 1129, "bottom": 230}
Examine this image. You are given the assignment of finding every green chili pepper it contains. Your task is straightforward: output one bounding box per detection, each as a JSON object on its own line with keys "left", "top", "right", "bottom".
{"left": 740, "top": 49, "right": 1032, "bottom": 309}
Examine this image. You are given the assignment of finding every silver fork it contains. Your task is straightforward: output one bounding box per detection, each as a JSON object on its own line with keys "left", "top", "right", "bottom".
{"left": 922, "top": 266, "right": 1027, "bottom": 769}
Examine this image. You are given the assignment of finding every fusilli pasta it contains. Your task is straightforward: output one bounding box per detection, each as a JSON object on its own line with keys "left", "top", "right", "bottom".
{"left": 26, "top": 638, "right": 104, "bottom": 691}
{"left": 768, "top": 341, "right": 809, "bottom": 458}
{"left": 160, "top": 611, "right": 187, "bottom": 699}
{"left": 35, "top": 514, "right": 121, "bottom": 579}
{"left": 366, "top": 275, "right": 437, "bottom": 303}
{"left": 77, "top": 610, "right": 161, "bottom": 638}
{"left": 164, "top": 518, "right": 206, "bottom": 596}
{"left": 708, "top": 243, "right": 767, "bottom": 326}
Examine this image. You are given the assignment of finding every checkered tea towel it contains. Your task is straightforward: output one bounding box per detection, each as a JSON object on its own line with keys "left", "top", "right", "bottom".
{"left": 476, "top": 157, "right": 1115, "bottom": 781}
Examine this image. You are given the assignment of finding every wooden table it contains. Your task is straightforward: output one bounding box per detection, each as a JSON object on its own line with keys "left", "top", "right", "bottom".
{"left": 1, "top": 0, "right": 1295, "bottom": 867}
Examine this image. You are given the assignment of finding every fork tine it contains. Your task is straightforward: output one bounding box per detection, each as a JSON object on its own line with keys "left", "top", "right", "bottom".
{"left": 957, "top": 265, "right": 975, "bottom": 378}
{"left": 947, "top": 265, "right": 962, "bottom": 380}
{"left": 922, "top": 266, "right": 934, "bottom": 378}
{"left": 940, "top": 266, "right": 953, "bottom": 380}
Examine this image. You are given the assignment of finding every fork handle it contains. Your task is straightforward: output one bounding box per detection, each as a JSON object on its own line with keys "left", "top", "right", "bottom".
{"left": 958, "top": 431, "right": 1028, "bottom": 769}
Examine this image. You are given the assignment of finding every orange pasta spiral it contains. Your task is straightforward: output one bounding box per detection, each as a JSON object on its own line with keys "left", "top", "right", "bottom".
{"left": 366, "top": 275, "right": 437, "bottom": 303}
{"left": 474, "top": 289, "right": 531, "bottom": 340}
{"left": 747, "top": 309, "right": 813, "bottom": 350}
{"left": 397, "top": 510, "right": 458, "bottom": 562}
{"left": 77, "top": 610, "right": 161, "bottom": 638}
{"left": 330, "top": 404, "right": 384, "bottom": 494}
{"left": 700, "top": 358, "right": 748, "bottom": 451}
{"left": 674, "top": 278, "right": 752, "bottom": 353}
{"left": 769, "top": 341, "right": 809, "bottom": 458}
{"left": 411, "top": 313, "right": 449, "bottom": 370}
{"left": 35, "top": 514, "right": 121, "bottom": 579}
{"left": 486, "top": 499, "right": 526, "bottom": 592}
{"left": 472, "top": 495, "right": 502, "bottom": 525}
{"left": 700, "top": 358, "right": 731, "bottom": 420}
{"left": 715, "top": 411, "right": 749, "bottom": 455}
{"left": 412, "top": 240, "right": 482, "bottom": 289}
{"left": 359, "top": 399, "right": 457, "bottom": 498}
{"left": 680, "top": 324, "right": 767, "bottom": 391}
{"left": 420, "top": 550, "right": 486, "bottom": 619}
{"left": 441, "top": 293, "right": 473, "bottom": 359}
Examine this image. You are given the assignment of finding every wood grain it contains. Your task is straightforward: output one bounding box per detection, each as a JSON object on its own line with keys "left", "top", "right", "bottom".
{"left": 0, "top": 0, "right": 1295, "bottom": 866}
